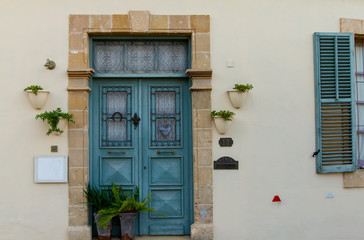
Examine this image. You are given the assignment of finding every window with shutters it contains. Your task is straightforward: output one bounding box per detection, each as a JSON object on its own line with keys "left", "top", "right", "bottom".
{"left": 314, "top": 33, "right": 357, "bottom": 173}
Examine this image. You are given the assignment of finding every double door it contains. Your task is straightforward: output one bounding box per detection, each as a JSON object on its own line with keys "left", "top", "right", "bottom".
{"left": 90, "top": 78, "right": 192, "bottom": 236}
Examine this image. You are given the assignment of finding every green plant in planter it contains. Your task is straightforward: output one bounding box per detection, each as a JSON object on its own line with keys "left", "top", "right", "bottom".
{"left": 83, "top": 184, "right": 114, "bottom": 213}
{"left": 35, "top": 107, "right": 75, "bottom": 135}
{"left": 97, "top": 183, "right": 163, "bottom": 228}
{"left": 233, "top": 83, "right": 254, "bottom": 92}
{"left": 211, "top": 110, "right": 235, "bottom": 121}
{"left": 24, "top": 85, "right": 43, "bottom": 95}
{"left": 83, "top": 184, "right": 121, "bottom": 240}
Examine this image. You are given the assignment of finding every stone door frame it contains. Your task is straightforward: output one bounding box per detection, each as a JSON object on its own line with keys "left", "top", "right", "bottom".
{"left": 67, "top": 11, "right": 213, "bottom": 240}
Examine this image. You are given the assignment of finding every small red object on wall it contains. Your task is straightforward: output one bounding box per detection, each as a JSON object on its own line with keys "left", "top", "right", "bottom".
{"left": 272, "top": 195, "right": 281, "bottom": 202}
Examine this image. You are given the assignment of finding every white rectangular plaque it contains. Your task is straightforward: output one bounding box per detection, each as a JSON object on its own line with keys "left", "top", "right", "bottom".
{"left": 34, "top": 156, "right": 68, "bottom": 183}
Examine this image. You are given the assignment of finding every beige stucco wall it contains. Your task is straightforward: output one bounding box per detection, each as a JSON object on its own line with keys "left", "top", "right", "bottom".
{"left": 1, "top": 0, "right": 364, "bottom": 239}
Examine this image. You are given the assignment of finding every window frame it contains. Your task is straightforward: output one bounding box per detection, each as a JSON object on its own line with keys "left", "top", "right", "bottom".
{"left": 354, "top": 38, "right": 364, "bottom": 168}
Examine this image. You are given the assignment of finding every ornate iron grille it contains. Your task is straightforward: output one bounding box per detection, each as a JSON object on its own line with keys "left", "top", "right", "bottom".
{"left": 150, "top": 86, "right": 182, "bottom": 147}
{"left": 93, "top": 40, "right": 188, "bottom": 73}
{"left": 101, "top": 86, "right": 132, "bottom": 147}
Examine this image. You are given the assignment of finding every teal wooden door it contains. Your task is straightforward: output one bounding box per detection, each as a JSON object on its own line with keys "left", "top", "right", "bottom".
{"left": 90, "top": 78, "right": 192, "bottom": 236}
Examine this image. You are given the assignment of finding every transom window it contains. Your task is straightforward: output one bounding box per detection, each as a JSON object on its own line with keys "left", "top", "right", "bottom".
{"left": 92, "top": 39, "right": 189, "bottom": 74}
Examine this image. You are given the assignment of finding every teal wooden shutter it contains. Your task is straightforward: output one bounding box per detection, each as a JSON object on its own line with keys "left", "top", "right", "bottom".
{"left": 314, "top": 32, "right": 356, "bottom": 173}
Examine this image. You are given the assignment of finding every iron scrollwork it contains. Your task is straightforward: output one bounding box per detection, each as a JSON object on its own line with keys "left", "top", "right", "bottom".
{"left": 131, "top": 113, "right": 141, "bottom": 129}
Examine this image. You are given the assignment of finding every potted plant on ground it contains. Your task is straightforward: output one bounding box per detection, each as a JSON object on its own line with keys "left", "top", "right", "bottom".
{"left": 211, "top": 110, "right": 235, "bottom": 134}
{"left": 35, "top": 107, "right": 75, "bottom": 135}
{"left": 24, "top": 85, "right": 50, "bottom": 109}
{"left": 227, "top": 83, "right": 253, "bottom": 108}
{"left": 83, "top": 184, "right": 115, "bottom": 240}
{"left": 97, "top": 183, "right": 162, "bottom": 240}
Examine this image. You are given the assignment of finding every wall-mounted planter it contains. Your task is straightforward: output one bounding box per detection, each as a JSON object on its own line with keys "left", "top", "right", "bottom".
{"left": 212, "top": 116, "right": 232, "bottom": 134}
{"left": 54, "top": 118, "right": 68, "bottom": 135}
{"left": 35, "top": 108, "right": 75, "bottom": 135}
{"left": 26, "top": 90, "right": 49, "bottom": 109}
{"left": 228, "top": 83, "right": 253, "bottom": 108}
{"left": 227, "top": 90, "right": 245, "bottom": 108}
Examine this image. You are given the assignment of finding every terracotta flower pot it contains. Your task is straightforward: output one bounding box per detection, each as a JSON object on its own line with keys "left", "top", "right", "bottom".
{"left": 26, "top": 90, "right": 49, "bottom": 109}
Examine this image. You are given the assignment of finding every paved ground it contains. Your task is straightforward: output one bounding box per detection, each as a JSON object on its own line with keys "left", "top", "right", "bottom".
{"left": 93, "top": 236, "right": 191, "bottom": 240}
{"left": 136, "top": 237, "right": 190, "bottom": 240}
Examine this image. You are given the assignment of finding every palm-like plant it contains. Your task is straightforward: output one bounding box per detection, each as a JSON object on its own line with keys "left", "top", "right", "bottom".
{"left": 83, "top": 184, "right": 114, "bottom": 213}
{"left": 97, "top": 183, "right": 161, "bottom": 228}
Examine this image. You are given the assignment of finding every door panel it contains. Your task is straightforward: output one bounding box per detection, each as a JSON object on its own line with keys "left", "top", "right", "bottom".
{"left": 100, "top": 156, "right": 134, "bottom": 185}
{"left": 150, "top": 156, "right": 183, "bottom": 185}
{"left": 91, "top": 78, "right": 192, "bottom": 236}
{"left": 140, "top": 81, "right": 191, "bottom": 235}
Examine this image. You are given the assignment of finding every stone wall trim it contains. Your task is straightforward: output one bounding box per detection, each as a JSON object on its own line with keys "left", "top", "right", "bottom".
{"left": 68, "top": 11, "right": 213, "bottom": 239}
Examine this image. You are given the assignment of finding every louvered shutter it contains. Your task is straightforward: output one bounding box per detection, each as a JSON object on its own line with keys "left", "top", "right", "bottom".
{"left": 314, "top": 33, "right": 356, "bottom": 173}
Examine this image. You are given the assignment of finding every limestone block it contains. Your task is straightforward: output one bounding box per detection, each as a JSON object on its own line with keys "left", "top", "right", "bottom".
{"left": 129, "top": 11, "right": 150, "bottom": 32}
{"left": 193, "top": 109, "right": 212, "bottom": 129}
{"left": 69, "top": 15, "right": 89, "bottom": 34}
{"left": 150, "top": 15, "right": 168, "bottom": 30}
{"left": 193, "top": 128, "right": 212, "bottom": 148}
{"left": 69, "top": 167, "right": 88, "bottom": 187}
{"left": 194, "top": 204, "right": 213, "bottom": 224}
{"left": 68, "top": 91, "right": 89, "bottom": 110}
{"left": 69, "top": 148, "right": 88, "bottom": 168}
{"left": 170, "top": 15, "right": 189, "bottom": 30}
{"left": 191, "top": 223, "right": 213, "bottom": 240}
{"left": 68, "top": 110, "right": 88, "bottom": 129}
{"left": 191, "top": 91, "right": 211, "bottom": 109}
{"left": 343, "top": 169, "right": 364, "bottom": 188}
{"left": 195, "top": 34, "right": 210, "bottom": 52}
{"left": 197, "top": 167, "right": 213, "bottom": 185}
{"left": 112, "top": 15, "right": 130, "bottom": 29}
{"left": 68, "top": 225, "right": 92, "bottom": 240}
{"left": 190, "top": 15, "right": 210, "bottom": 33}
{"left": 90, "top": 15, "right": 111, "bottom": 30}
{"left": 198, "top": 185, "right": 213, "bottom": 204}
{"left": 68, "top": 129, "right": 88, "bottom": 149}
{"left": 340, "top": 18, "right": 361, "bottom": 33}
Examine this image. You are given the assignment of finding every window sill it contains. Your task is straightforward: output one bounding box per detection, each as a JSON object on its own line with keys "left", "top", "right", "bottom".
{"left": 343, "top": 169, "right": 364, "bottom": 188}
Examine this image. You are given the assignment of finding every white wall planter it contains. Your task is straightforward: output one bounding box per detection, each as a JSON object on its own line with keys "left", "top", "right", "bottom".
{"left": 54, "top": 118, "right": 68, "bottom": 135}
{"left": 227, "top": 90, "right": 247, "bottom": 108}
{"left": 26, "top": 90, "right": 49, "bottom": 109}
{"left": 212, "top": 116, "right": 232, "bottom": 134}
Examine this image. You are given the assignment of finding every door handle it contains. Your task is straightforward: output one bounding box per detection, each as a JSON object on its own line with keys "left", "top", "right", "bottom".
{"left": 157, "top": 151, "right": 175, "bottom": 155}
{"left": 131, "top": 113, "right": 141, "bottom": 129}
{"left": 108, "top": 151, "right": 126, "bottom": 154}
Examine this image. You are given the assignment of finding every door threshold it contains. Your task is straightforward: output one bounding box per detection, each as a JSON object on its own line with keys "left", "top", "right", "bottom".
{"left": 93, "top": 236, "right": 190, "bottom": 240}
{"left": 136, "top": 237, "right": 190, "bottom": 240}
